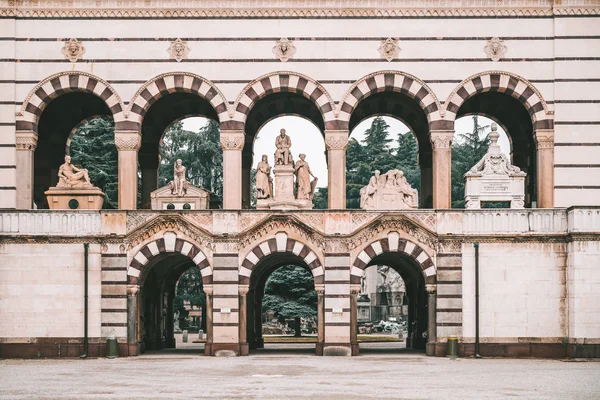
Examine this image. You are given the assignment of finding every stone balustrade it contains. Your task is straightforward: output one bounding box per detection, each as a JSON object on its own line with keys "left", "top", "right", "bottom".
{"left": 1, "top": 208, "right": 598, "bottom": 237}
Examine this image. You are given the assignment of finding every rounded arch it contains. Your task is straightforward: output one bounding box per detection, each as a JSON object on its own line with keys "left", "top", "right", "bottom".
{"left": 232, "top": 71, "right": 336, "bottom": 130}
{"left": 64, "top": 115, "right": 105, "bottom": 155}
{"left": 350, "top": 232, "right": 436, "bottom": 285}
{"left": 338, "top": 71, "right": 443, "bottom": 130}
{"left": 127, "top": 231, "right": 212, "bottom": 286}
{"left": 444, "top": 71, "right": 553, "bottom": 130}
{"left": 128, "top": 72, "right": 230, "bottom": 128}
{"left": 239, "top": 232, "right": 324, "bottom": 285}
{"left": 17, "top": 71, "right": 126, "bottom": 132}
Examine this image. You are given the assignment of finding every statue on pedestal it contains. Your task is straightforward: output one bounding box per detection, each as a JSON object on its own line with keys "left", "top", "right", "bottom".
{"left": 294, "top": 153, "right": 317, "bottom": 200}
{"left": 169, "top": 159, "right": 188, "bottom": 197}
{"left": 274, "top": 128, "right": 293, "bottom": 165}
{"left": 256, "top": 155, "right": 273, "bottom": 199}
{"left": 57, "top": 155, "right": 92, "bottom": 188}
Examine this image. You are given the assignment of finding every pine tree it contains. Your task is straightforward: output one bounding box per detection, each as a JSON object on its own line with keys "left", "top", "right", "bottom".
{"left": 395, "top": 132, "right": 420, "bottom": 193}
{"left": 174, "top": 267, "right": 206, "bottom": 330}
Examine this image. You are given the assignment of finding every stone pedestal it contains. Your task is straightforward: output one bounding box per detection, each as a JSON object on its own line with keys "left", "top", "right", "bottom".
{"left": 44, "top": 187, "right": 105, "bottom": 210}
{"left": 256, "top": 164, "right": 313, "bottom": 210}
{"left": 150, "top": 184, "right": 210, "bottom": 210}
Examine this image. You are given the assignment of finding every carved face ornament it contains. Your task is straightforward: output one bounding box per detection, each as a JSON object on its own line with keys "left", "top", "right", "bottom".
{"left": 167, "top": 38, "right": 190, "bottom": 62}
{"left": 378, "top": 38, "right": 400, "bottom": 62}
{"left": 61, "top": 39, "right": 85, "bottom": 63}
{"left": 273, "top": 38, "right": 296, "bottom": 62}
{"left": 484, "top": 37, "right": 508, "bottom": 62}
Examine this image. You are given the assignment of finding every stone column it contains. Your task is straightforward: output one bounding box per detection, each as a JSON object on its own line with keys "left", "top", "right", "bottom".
{"left": 430, "top": 130, "right": 454, "bottom": 209}
{"left": 15, "top": 131, "right": 37, "bottom": 209}
{"left": 238, "top": 285, "right": 249, "bottom": 354}
{"left": 203, "top": 285, "right": 213, "bottom": 356}
{"left": 127, "top": 285, "right": 140, "bottom": 356}
{"left": 241, "top": 151, "right": 253, "bottom": 209}
{"left": 139, "top": 152, "right": 159, "bottom": 209}
{"left": 535, "top": 130, "right": 554, "bottom": 208}
{"left": 254, "top": 294, "right": 264, "bottom": 348}
{"left": 316, "top": 284, "right": 325, "bottom": 355}
{"left": 350, "top": 285, "right": 360, "bottom": 356}
{"left": 115, "top": 131, "right": 141, "bottom": 210}
{"left": 220, "top": 130, "right": 244, "bottom": 210}
{"left": 426, "top": 284, "right": 437, "bottom": 357}
{"left": 325, "top": 130, "right": 349, "bottom": 209}
{"left": 419, "top": 150, "right": 433, "bottom": 208}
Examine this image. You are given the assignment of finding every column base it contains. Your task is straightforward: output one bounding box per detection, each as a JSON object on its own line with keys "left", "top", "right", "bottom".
{"left": 426, "top": 342, "right": 436, "bottom": 356}
{"left": 127, "top": 343, "right": 141, "bottom": 356}
{"left": 316, "top": 342, "right": 323, "bottom": 356}
{"left": 206, "top": 342, "right": 248, "bottom": 356}
{"left": 322, "top": 343, "right": 352, "bottom": 356}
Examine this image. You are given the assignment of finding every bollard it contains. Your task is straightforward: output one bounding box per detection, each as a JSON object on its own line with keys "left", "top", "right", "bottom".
{"left": 446, "top": 336, "right": 458, "bottom": 358}
{"left": 198, "top": 330, "right": 204, "bottom": 340}
{"left": 106, "top": 336, "right": 119, "bottom": 359}
{"left": 182, "top": 330, "right": 188, "bottom": 343}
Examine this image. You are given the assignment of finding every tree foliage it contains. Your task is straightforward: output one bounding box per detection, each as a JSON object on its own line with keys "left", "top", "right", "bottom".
{"left": 174, "top": 267, "right": 206, "bottom": 329}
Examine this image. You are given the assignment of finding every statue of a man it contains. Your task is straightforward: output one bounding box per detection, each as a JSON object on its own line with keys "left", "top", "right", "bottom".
{"left": 294, "top": 153, "right": 316, "bottom": 200}
{"left": 57, "top": 155, "right": 92, "bottom": 188}
{"left": 171, "top": 159, "right": 187, "bottom": 196}
{"left": 256, "top": 155, "right": 273, "bottom": 199}
{"left": 274, "top": 128, "right": 293, "bottom": 165}
{"left": 360, "top": 170, "right": 380, "bottom": 209}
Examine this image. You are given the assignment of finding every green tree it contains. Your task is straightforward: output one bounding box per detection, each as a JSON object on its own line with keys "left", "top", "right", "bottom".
{"left": 262, "top": 265, "right": 317, "bottom": 337}
{"left": 69, "top": 116, "right": 118, "bottom": 209}
{"left": 174, "top": 267, "right": 206, "bottom": 330}
{"left": 395, "top": 132, "right": 421, "bottom": 193}
{"left": 451, "top": 116, "right": 491, "bottom": 208}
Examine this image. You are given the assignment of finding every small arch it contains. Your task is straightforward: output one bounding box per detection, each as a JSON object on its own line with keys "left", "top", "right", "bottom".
{"left": 444, "top": 71, "right": 553, "bottom": 130}
{"left": 350, "top": 232, "right": 436, "bottom": 285}
{"left": 127, "top": 231, "right": 212, "bottom": 286}
{"left": 17, "top": 71, "right": 126, "bottom": 132}
{"left": 239, "top": 232, "right": 324, "bottom": 285}
{"left": 338, "top": 71, "right": 443, "bottom": 131}
{"left": 128, "top": 72, "right": 230, "bottom": 128}
{"left": 231, "top": 71, "right": 336, "bottom": 130}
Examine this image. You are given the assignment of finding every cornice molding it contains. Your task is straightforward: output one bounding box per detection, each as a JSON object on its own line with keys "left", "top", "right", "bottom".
{"left": 1, "top": 1, "right": 598, "bottom": 18}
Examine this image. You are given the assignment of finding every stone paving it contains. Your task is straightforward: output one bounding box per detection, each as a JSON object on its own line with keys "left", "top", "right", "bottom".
{"left": 1, "top": 346, "right": 599, "bottom": 400}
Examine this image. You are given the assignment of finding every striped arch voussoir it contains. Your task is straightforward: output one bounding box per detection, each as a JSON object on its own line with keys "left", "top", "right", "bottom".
{"left": 127, "top": 232, "right": 212, "bottom": 286}
{"left": 350, "top": 232, "right": 436, "bottom": 285}
{"left": 232, "top": 72, "right": 336, "bottom": 130}
{"left": 444, "top": 71, "right": 553, "bottom": 130}
{"left": 338, "top": 71, "right": 442, "bottom": 130}
{"left": 128, "top": 72, "right": 229, "bottom": 127}
{"left": 17, "top": 71, "right": 125, "bottom": 133}
{"left": 239, "top": 232, "right": 324, "bottom": 285}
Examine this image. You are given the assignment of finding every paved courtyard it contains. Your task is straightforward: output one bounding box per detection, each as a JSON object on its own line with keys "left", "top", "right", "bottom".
{"left": 1, "top": 348, "right": 598, "bottom": 400}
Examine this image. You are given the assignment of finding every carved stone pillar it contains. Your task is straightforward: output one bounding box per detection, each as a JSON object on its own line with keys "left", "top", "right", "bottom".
{"left": 426, "top": 284, "right": 437, "bottom": 357}
{"left": 316, "top": 284, "right": 325, "bottom": 355}
{"left": 15, "top": 131, "right": 37, "bottom": 209}
{"left": 535, "top": 130, "right": 554, "bottom": 208}
{"left": 203, "top": 285, "right": 213, "bottom": 356}
{"left": 238, "top": 285, "right": 249, "bottom": 356}
{"left": 430, "top": 130, "right": 454, "bottom": 209}
{"left": 115, "top": 131, "right": 141, "bottom": 210}
{"left": 325, "top": 130, "right": 348, "bottom": 209}
{"left": 127, "top": 285, "right": 140, "bottom": 356}
{"left": 220, "top": 130, "right": 244, "bottom": 210}
{"left": 350, "top": 285, "right": 360, "bottom": 356}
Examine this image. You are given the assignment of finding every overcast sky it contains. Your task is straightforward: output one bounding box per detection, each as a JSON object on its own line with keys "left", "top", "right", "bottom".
{"left": 183, "top": 115, "right": 510, "bottom": 188}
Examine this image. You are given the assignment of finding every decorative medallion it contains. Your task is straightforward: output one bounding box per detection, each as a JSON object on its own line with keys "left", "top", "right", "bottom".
{"left": 272, "top": 38, "right": 296, "bottom": 62}
{"left": 61, "top": 38, "right": 85, "bottom": 63}
{"left": 484, "top": 37, "right": 507, "bottom": 62}
{"left": 167, "top": 38, "right": 190, "bottom": 62}
{"left": 378, "top": 38, "right": 400, "bottom": 62}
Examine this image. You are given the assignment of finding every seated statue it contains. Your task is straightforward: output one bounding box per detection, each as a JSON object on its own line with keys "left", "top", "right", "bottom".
{"left": 169, "top": 159, "right": 189, "bottom": 197}
{"left": 360, "top": 169, "right": 418, "bottom": 210}
{"left": 57, "top": 155, "right": 92, "bottom": 188}
{"left": 274, "top": 128, "right": 294, "bottom": 166}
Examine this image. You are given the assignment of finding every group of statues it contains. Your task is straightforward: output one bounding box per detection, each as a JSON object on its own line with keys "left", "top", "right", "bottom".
{"left": 256, "top": 129, "right": 317, "bottom": 201}
{"left": 360, "top": 169, "right": 419, "bottom": 210}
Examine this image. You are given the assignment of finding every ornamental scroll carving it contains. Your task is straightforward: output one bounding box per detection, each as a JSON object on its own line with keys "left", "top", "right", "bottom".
{"left": 220, "top": 134, "right": 245, "bottom": 150}
{"left": 430, "top": 132, "right": 453, "bottom": 149}
{"left": 126, "top": 215, "right": 214, "bottom": 252}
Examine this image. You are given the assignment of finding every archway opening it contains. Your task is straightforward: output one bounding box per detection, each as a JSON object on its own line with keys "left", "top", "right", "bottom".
{"left": 355, "top": 252, "right": 428, "bottom": 355}
{"left": 139, "top": 92, "right": 220, "bottom": 209}
{"left": 139, "top": 253, "right": 207, "bottom": 355}
{"left": 348, "top": 91, "right": 433, "bottom": 208}
{"left": 34, "top": 92, "right": 113, "bottom": 208}
{"left": 246, "top": 253, "right": 319, "bottom": 355}
{"left": 242, "top": 91, "right": 326, "bottom": 209}
{"left": 453, "top": 91, "right": 536, "bottom": 207}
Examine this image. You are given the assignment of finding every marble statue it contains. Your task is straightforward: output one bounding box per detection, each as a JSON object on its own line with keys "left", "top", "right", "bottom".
{"left": 294, "top": 153, "right": 317, "bottom": 200}
{"left": 57, "top": 155, "right": 92, "bottom": 188}
{"left": 377, "top": 266, "right": 406, "bottom": 293}
{"left": 360, "top": 169, "right": 418, "bottom": 210}
{"left": 256, "top": 155, "right": 273, "bottom": 199}
{"left": 169, "top": 159, "right": 188, "bottom": 196}
{"left": 274, "top": 128, "right": 293, "bottom": 165}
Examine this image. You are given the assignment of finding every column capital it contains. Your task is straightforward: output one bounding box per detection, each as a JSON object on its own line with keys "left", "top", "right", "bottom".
{"left": 535, "top": 129, "right": 554, "bottom": 150}
{"left": 426, "top": 284, "right": 437, "bottom": 295}
{"left": 315, "top": 284, "right": 325, "bottom": 295}
{"left": 324, "top": 130, "right": 349, "bottom": 150}
{"left": 350, "top": 284, "right": 361, "bottom": 296}
{"left": 238, "top": 285, "right": 250, "bottom": 296}
{"left": 16, "top": 131, "right": 38, "bottom": 151}
{"left": 127, "top": 285, "right": 140, "bottom": 297}
{"left": 115, "top": 131, "right": 141, "bottom": 151}
{"left": 220, "top": 130, "right": 245, "bottom": 151}
{"left": 430, "top": 130, "right": 454, "bottom": 149}
{"left": 203, "top": 285, "right": 213, "bottom": 296}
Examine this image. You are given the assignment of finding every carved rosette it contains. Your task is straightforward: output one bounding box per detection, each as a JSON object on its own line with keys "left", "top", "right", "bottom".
{"left": 325, "top": 134, "right": 349, "bottom": 150}
{"left": 15, "top": 132, "right": 38, "bottom": 151}
{"left": 115, "top": 132, "right": 141, "bottom": 151}
{"left": 220, "top": 133, "right": 245, "bottom": 150}
{"left": 272, "top": 38, "right": 296, "bottom": 62}
{"left": 378, "top": 38, "right": 400, "bottom": 62}
{"left": 167, "top": 38, "right": 190, "bottom": 62}
{"left": 484, "top": 37, "right": 508, "bottom": 62}
{"left": 62, "top": 38, "right": 86, "bottom": 63}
